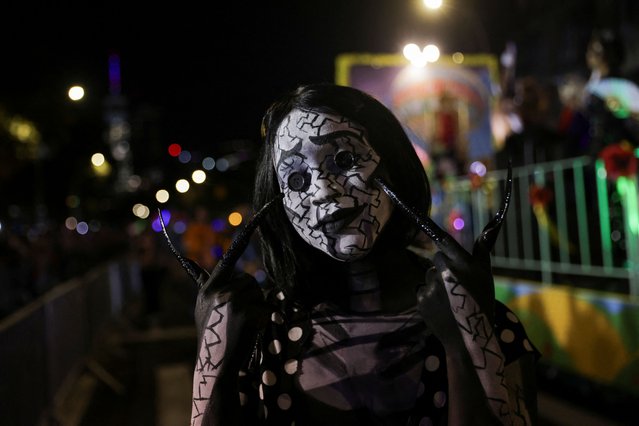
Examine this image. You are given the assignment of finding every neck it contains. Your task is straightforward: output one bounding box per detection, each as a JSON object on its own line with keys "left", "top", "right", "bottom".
{"left": 346, "top": 259, "right": 381, "bottom": 313}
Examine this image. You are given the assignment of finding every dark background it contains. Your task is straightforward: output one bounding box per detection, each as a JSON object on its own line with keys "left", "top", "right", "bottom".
{"left": 1, "top": 0, "right": 638, "bottom": 222}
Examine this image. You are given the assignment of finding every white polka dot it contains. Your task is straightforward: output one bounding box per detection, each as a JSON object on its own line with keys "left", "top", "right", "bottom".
{"left": 419, "top": 417, "right": 433, "bottom": 426}
{"left": 277, "top": 393, "right": 292, "bottom": 410}
{"left": 269, "top": 339, "right": 282, "bottom": 354}
{"left": 425, "top": 355, "right": 440, "bottom": 372}
{"left": 288, "top": 326, "right": 303, "bottom": 341}
{"left": 506, "top": 311, "right": 520, "bottom": 323}
{"left": 284, "top": 359, "right": 298, "bottom": 374}
{"left": 271, "top": 311, "right": 284, "bottom": 324}
{"left": 500, "top": 329, "right": 515, "bottom": 343}
{"left": 238, "top": 370, "right": 247, "bottom": 377}
{"left": 259, "top": 383, "right": 264, "bottom": 400}
{"left": 416, "top": 382, "right": 425, "bottom": 397}
{"left": 433, "top": 391, "right": 447, "bottom": 408}
{"left": 523, "top": 339, "right": 533, "bottom": 352}
{"left": 276, "top": 291, "right": 285, "bottom": 301}
{"left": 239, "top": 392, "right": 248, "bottom": 406}
{"left": 262, "top": 370, "right": 277, "bottom": 386}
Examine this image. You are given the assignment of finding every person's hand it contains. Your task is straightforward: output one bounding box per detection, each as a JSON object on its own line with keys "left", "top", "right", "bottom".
{"left": 415, "top": 264, "right": 459, "bottom": 343}
{"left": 415, "top": 232, "right": 497, "bottom": 347}
{"left": 426, "top": 226, "right": 497, "bottom": 324}
{"left": 375, "top": 168, "right": 512, "bottom": 326}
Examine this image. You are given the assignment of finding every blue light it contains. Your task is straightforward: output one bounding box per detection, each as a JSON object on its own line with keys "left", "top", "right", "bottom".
{"left": 108, "top": 53, "right": 121, "bottom": 94}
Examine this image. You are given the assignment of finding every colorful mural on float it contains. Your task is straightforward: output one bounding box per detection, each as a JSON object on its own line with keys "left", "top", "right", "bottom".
{"left": 335, "top": 53, "right": 499, "bottom": 173}
{"left": 495, "top": 278, "right": 639, "bottom": 395}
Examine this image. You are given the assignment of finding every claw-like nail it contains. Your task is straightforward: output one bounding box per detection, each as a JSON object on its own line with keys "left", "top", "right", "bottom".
{"left": 374, "top": 177, "right": 447, "bottom": 243}
{"left": 478, "top": 161, "right": 512, "bottom": 251}
{"left": 159, "top": 208, "right": 207, "bottom": 286}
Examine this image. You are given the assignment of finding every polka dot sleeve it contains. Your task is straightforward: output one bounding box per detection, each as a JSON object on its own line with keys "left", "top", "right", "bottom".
{"left": 494, "top": 301, "right": 541, "bottom": 365}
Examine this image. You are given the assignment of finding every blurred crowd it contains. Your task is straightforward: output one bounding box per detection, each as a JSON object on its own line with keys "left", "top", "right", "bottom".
{"left": 129, "top": 204, "right": 265, "bottom": 327}
{"left": 0, "top": 203, "right": 265, "bottom": 325}
{"left": 493, "top": 28, "right": 639, "bottom": 171}
{"left": 0, "top": 219, "right": 129, "bottom": 319}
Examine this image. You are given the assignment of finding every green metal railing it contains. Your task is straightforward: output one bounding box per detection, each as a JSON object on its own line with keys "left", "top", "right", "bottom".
{"left": 436, "top": 156, "right": 639, "bottom": 295}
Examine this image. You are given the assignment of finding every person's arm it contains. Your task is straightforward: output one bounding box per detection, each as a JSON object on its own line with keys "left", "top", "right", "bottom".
{"left": 377, "top": 170, "right": 536, "bottom": 424}
{"left": 419, "top": 248, "right": 535, "bottom": 425}
{"left": 418, "top": 266, "right": 503, "bottom": 425}
{"left": 504, "top": 352, "right": 538, "bottom": 425}
{"left": 191, "top": 273, "right": 266, "bottom": 426}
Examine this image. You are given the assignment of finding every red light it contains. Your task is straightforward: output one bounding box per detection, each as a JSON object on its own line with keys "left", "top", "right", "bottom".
{"left": 168, "top": 143, "right": 182, "bottom": 157}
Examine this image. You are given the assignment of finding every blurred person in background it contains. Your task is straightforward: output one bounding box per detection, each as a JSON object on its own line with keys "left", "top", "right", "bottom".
{"left": 582, "top": 28, "right": 639, "bottom": 156}
{"left": 135, "top": 227, "right": 168, "bottom": 326}
{"left": 182, "top": 206, "right": 220, "bottom": 272}
{"left": 496, "top": 76, "right": 567, "bottom": 169}
{"left": 556, "top": 73, "right": 590, "bottom": 157}
{"left": 581, "top": 28, "right": 639, "bottom": 268}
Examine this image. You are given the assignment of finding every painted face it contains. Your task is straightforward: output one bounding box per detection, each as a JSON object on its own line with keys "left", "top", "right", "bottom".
{"left": 273, "top": 108, "right": 393, "bottom": 261}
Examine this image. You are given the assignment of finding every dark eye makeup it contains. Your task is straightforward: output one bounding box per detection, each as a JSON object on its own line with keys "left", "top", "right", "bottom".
{"left": 287, "top": 172, "right": 309, "bottom": 191}
{"left": 334, "top": 150, "right": 356, "bottom": 170}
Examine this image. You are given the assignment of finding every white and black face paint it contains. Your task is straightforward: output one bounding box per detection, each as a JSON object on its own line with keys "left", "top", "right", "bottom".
{"left": 273, "top": 108, "right": 393, "bottom": 261}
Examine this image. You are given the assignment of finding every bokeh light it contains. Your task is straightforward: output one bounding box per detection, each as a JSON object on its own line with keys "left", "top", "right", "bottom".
{"left": 176, "top": 179, "right": 190, "bottom": 193}
{"left": 91, "top": 153, "right": 105, "bottom": 166}
{"left": 132, "top": 203, "right": 150, "bottom": 219}
{"left": 469, "top": 161, "right": 487, "bottom": 177}
{"left": 192, "top": 170, "right": 206, "bottom": 184}
{"left": 168, "top": 143, "right": 182, "bottom": 157}
{"left": 178, "top": 150, "right": 192, "bottom": 164}
{"left": 155, "top": 189, "right": 170, "bottom": 203}
{"left": 216, "top": 158, "right": 230, "bottom": 172}
{"left": 228, "top": 212, "right": 243, "bottom": 226}
{"left": 65, "top": 216, "right": 78, "bottom": 230}
{"left": 68, "top": 85, "right": 85, "bottom": 101}
{"left": 423, "top": 0, "right": 442, "bottom": 9}
{"left": 202, "top": 157, "right": 216, "bottom": 170}
{"left": 152, "top": 210, "right": 171, "bottom": 232}
{"left": 76, "top": 221, "right": 89, "bottom": 235}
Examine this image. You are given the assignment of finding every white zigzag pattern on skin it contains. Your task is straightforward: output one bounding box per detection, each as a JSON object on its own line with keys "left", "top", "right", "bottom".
{"left": 443, "top": 269, "right": 520, "bottom": 425}
{"left": 191, "top": 304, "right": 227, "bottom": 426}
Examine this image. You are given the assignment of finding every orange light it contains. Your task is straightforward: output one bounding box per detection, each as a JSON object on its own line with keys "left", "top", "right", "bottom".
{"left": 228, "top": 212, "right": 243, "bottom": 227}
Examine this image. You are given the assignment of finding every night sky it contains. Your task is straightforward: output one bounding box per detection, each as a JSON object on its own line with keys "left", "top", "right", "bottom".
{"left": 1, "top": 1, "right": 609, "bottom": 143}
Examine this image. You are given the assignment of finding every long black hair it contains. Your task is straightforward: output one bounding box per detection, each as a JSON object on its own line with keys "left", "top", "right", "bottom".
{"left": 253, "top": 83, "right": 430, "bottom": 306}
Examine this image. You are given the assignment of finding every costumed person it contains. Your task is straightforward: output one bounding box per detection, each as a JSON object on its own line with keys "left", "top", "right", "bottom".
{"left": 163, "top": 83, "right": 539, "bottom": 425}
{"left": 582, "top": 29, "right": 639, "bottom": 266}
{"left": 432, "top": 90, "right": 463, "bottom": 178}
{"left": 182, "top": 206, "right": 220, "bottom": 271}
{"left": 582, "top": 28, "right": 639, "bottom": 156}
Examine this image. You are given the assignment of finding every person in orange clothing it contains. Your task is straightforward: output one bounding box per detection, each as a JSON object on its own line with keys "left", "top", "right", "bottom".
{"left": 181, "top": 206, "right": 219, "bottom": 271}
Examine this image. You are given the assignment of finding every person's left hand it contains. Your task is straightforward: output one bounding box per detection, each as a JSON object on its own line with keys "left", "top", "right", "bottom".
{"left": 429, "top": 228, "right": 497, "bottom": 324}
{"left": 375, "top": 171, "right": 512, "bottom": 326}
